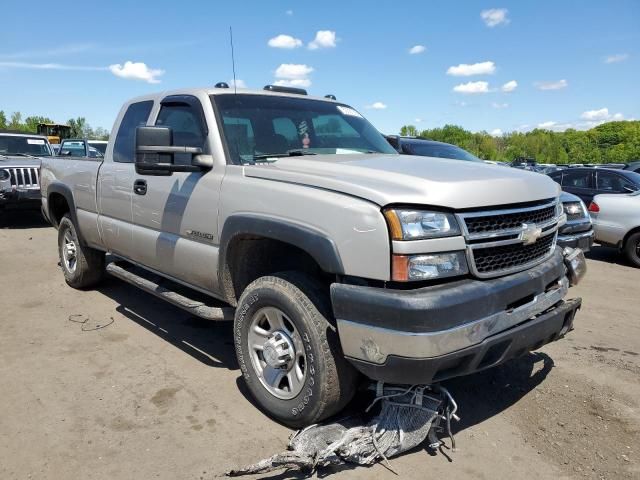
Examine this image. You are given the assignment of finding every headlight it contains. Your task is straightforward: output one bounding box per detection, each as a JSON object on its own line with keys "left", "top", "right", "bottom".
{"left": 384, "top": 209, "right": 461, "bottom": 240}
{"left": 392, "top": 251, "right": 469, "bottom": 281}
{"left": 0, "top": 169, "right": 10, "bottom": 181}
{"left": 563, "top": 201, "right": 586, "bottom": 217}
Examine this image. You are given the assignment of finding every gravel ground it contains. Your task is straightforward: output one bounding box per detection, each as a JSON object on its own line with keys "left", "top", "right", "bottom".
{"left": 1, "top": 210, "right": 638, "bottom": 480}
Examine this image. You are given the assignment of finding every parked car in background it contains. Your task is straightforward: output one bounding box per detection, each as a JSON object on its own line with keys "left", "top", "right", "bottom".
{"left": 624, "top": 161, "right": 640, "bottom": 173}
{"left": 0, "top": 131, "right": 52, "bottom": 211}
{"left": 548, "top": 167, "right": 640, "bottom": 203}
{"left": 589, "top": 191, "right": 640, "bottom": 267}
{"left": 58, "top": 139, "right": 103, "bottom": 158}
{"left": 557, "top": 192, "right": 593, "bottom": 251}
{"left": 385, "top": 136, "right": 483, "bottom": 162}
{"left": 88, "top": 140, "right": 108, "bottom": 155}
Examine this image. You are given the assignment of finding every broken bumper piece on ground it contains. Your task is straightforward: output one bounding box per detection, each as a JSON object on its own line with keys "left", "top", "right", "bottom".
{"left": 227, "top": 383, "right": 458, "bottom": 477}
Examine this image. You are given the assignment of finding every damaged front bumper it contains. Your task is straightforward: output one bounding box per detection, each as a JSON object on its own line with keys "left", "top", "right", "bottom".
{"left": 331, "top": 248, "right": 584, "bottom": 385}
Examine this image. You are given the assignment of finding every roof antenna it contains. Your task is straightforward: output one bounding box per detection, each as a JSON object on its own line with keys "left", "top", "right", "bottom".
{"left": 229, "top": 26, "right": 237, "bottom": 94}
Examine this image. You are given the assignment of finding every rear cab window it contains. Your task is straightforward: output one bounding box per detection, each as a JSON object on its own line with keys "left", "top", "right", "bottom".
{"left": 113, "top": 100, "right": 154, "bottom": 163}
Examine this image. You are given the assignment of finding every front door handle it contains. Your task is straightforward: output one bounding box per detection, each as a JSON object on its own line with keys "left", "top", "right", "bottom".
{"left": 133, "top": 179, "right": 147, "bottom": 195}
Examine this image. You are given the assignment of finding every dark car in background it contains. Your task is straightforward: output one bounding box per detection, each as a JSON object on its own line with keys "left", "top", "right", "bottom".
{"left": 624, "top": 161, "right": 640, "bottom": 173}
{"left": 557, "top": 192, "right": 594, "bottom": 251}
{"left": 548, "top": 167, "right": 640, "bottom": 204}
{"left": 386, "top": 136, "right": 483, "bottom": 162}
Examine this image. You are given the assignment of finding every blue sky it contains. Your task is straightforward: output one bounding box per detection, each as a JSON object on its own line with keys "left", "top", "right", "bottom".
{"left": 0, "top": 0, "right": 638, "bottom": 136}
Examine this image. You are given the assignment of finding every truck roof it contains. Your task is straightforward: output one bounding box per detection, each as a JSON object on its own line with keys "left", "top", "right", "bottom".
{"left": 124, "top": 86, "right": 341, "bottom": 106}
{"left": 0, "top": 131, "right": 49, "bottom": 140}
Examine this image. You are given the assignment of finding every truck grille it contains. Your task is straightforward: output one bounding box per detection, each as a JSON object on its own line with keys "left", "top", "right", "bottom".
{"left": 464, "top": 205, "right": 556, "bottom": 234}
{"left": 473, "top": 232, "right": 556, "bottom": 274}
{"left": 8, "top": 167, "right": 40, "bottom": 189}
{"left": 457, "top": 200, "right": 560, "bottom": 278}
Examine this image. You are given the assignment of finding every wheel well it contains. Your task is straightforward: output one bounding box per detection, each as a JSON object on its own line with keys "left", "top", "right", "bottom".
{"left": 221, "top": 235, "right": 329, "bottom": 306}
{"left": 48, "top": 192, "right": 70, "bottom": 228}
{"left": 623, "top": 226, "right": 640, "bottom": 248}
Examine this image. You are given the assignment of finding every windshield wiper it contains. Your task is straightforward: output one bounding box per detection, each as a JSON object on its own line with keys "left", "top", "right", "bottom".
{"left": 252, "top": 149, "right": 318, "bottom": 161}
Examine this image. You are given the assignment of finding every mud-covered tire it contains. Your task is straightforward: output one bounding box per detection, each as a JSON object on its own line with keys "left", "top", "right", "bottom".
{"left": 234, "top": 272, "right": 358, "bottom": 428}
{"left": 623, "top": 232, "right": 640, "bottom": 268}
{"left": 58, "top": 214, "right": 104, "bottom": 289}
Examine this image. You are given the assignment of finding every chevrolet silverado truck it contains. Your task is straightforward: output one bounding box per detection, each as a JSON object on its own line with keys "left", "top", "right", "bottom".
{"left": 40, "top": 85, "right": 586, "bottom": 427}
{"left": 1, "top": 131, "right": 52, "bottom": 212}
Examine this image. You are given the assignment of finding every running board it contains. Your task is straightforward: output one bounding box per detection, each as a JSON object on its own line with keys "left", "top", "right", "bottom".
{"left": 106, "top": 262, "right": 235, "bottom": 321}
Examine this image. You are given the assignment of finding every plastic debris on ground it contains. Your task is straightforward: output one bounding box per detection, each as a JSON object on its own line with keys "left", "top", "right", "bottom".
{"left": 227, "top": 383, "right": 459, "bottom": 476}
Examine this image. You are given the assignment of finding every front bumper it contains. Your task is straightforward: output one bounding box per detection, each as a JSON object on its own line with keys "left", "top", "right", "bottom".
{"left": 331, "top": 248, "right": 584, "bottom": 384}
{"left": 557, "top": 228, "right": 594, "bottom": 252}
{"left": 0, "top": 187, "right": 41, "bottom": 209}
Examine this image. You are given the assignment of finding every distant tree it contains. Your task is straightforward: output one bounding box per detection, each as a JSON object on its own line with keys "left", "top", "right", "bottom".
{"left": 67, "top": 117, "right": 87, "bottom": 138}
{"left": 0, "top": 111, "right": 6, "bottom": 129}
{"left": 400, "top": 125, "right": 418, "bottom": 137}
{"left": 92, "top": 127, "right": 110, "bottom": 140}
{"left": 9, "top": 112, "right": 23, "bottom": 131}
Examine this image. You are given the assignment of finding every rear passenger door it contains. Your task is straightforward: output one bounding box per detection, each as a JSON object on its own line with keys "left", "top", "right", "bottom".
{"left": 98, "top": 100, "right": 154, "bottom": 257}
{"left": 561, "top": 170, "right": 594, "bottom": 203}
{"left": 129, "top": 95, "right": 223, "bottom": 292}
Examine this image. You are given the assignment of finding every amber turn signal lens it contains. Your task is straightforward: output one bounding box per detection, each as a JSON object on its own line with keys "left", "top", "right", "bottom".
{"left": 391, "top": 254, "right": 410, "bottom": 282}
{"left": 383, "top": 210, "right": 403, "bottom": 240}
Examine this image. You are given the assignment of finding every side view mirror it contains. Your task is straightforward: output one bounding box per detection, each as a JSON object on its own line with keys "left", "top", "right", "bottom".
{"left": 135, "top": 126, "right": 210, "bottom": 175}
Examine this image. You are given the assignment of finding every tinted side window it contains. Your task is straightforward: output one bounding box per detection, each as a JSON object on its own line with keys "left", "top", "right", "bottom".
{"left": 597, "top": 172, "right": 635, "bottom": 193}
{"left": 562, "top": 171, "right": 591, "bottom": 188}
{"left": 113, "top": 101, "right": 153, "bottom": 163}
{"left": 548, "top": 172, "right": 563, "bottom": 184}
{"left": 156, "top": 104, "right": 206, "bottom": 165}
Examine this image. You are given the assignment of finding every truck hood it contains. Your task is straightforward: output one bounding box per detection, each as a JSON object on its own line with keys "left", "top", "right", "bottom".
{"left": 0, "top": 155, "right": 44, "bottom": 167}
{"left": 244, "top": 154, "right": 560, "bottom": 209}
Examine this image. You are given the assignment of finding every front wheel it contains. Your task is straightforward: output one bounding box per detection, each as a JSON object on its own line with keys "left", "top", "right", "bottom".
{"left": 234, "top": 272, "right": 357, "bottom": 428}
{"left": 58, "top": 214, "right": 105, "bottom": 288}
{"left": 623, "top": 232, "right": 640, "bottom": 268}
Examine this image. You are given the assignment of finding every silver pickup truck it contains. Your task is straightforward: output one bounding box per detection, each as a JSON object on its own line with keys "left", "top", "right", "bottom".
{"left": 40, "top": 84, "right": 585, "bottom": 427}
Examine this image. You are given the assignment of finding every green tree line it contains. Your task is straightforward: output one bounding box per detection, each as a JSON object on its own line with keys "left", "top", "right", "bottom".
{"left": 0, "top": 110, "right": 109, "bottom": 140}
{"left": 399, "top": 121, "right": 640, "bottom": 164}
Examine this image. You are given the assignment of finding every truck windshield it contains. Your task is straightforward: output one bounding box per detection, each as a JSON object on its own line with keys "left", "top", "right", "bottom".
{"left": 0, "top": 135, "right": 52, "bottom": 157}
{"left": 212, "top": 94, "right": 397, "bottom": 164}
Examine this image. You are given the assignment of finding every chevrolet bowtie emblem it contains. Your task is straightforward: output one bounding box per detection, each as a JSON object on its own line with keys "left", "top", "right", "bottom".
{"left": 519, "top": 223, "right": 542, "bottom": 245}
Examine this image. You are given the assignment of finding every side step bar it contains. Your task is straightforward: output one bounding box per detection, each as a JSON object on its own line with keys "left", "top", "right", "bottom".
{"left": 106, "top": 262, "right": 235, "bottom": 321}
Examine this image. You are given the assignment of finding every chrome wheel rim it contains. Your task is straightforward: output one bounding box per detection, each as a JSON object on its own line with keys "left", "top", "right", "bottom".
{"left": 247, "top": 306, "right": 307, "bottom": 400}
{"left": 62, "top": 230, "right": 77, "bottom": 273}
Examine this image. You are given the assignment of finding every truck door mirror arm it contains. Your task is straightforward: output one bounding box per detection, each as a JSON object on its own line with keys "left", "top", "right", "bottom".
{"left": 135, "top": 126, "right": 211, "bottom": 175}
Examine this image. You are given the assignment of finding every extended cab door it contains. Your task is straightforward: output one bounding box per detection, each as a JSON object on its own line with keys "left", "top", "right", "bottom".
{"left": 98, "top": 100, "right": 154, "bottom": 256}
{"left": 130, "top": 95, "right": 224, "bottom": 292}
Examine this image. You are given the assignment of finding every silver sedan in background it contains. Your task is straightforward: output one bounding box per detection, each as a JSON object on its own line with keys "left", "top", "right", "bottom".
{"left": 589, "top": 191, "right": 640, "bottom": 267}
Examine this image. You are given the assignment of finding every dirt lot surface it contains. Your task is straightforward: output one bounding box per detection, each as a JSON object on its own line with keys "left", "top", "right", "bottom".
{"left": 1, "top": 211, "right": 638, "bottom": 480}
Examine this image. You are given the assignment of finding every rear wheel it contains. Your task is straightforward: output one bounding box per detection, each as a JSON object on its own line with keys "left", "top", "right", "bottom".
{"left": 58, "top": 214, "right": 105, "bottom": 288}
{"left": 234, "top": 272, "right": 357, "bottom": 428}
{"left": 623, "top": 232, "right": 640, "bottom": 268}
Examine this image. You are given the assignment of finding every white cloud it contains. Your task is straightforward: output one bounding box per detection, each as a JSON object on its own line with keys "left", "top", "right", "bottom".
{"left": 366, "top": 102, "right": 387, "bottom": 110}
{"left": 268, "top": 34, "right": 303, "bottom": 49}
{"left": 275, "top": 63, "right": 314, "bottom": 79}
{"left": 447, "top": 61, "right": 495, "bottom": 76}
{"left": 308, "top": 30, "right": 337, "bottom": 50}
{"left": 538, "top": 121, "right": 556, "bottom": 129}
{"left": 109, "top": 61, "right": 164, "bottom": 83}
{"left": 481, "top": 8, "right": 510, "bottom": 27}
{"left": 408, "top": 45, "right": 426, "bottom": 55}
{"left": 501, "top": 80, "right": 517, "bottom": 92}
{"left": 535, "top": 79, "right": 568, "bottom": 90}
{"left": 415, "top": 118, "right": 423, "bottom": 123}
{"left": 0, "top": 43, "right": 95, "bottom": 60}
{"left": 490, "top": 128, "right": 503, "bottom": 136}
{"left": 285, "top": 9, "right": 293, "bottom": 15}
{"left": 453, "top": 81, "right": 490, "bottom": 94}
{"left": 274, "top": 78, "right": 312, "bottom": 88}
{"left": 604, "top": 53, "right": 629, "bottom": 64}
{"left": 580, "top": 108, "right": 625, "bottom": 123}
{"left": 229, "top": 79, "right": 247, "bottom": 89}
{"left": 492, "top": 102, "right": 509, "bottom": 109}
{"left": 0, "top": 61, "right": 105, "bottom": 71}
{"left": 537, "top": 121, "right": 574, "bottom": 131}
